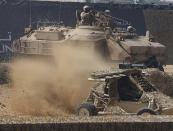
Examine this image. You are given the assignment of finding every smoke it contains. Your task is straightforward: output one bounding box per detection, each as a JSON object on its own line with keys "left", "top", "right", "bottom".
{"left": 9, "top": 46, "right": 107, "bottom": 116}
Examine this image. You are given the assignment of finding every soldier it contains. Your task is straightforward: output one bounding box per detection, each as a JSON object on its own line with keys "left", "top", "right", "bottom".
{"left": 104, "top": 77, "right": 114, "bottom": 97}
{"left": 80, "top": 5, "right": 94, "bottom": 26}
{"left": 104, "top": 79, "right": 109, "bottom": 97}
{"left": 104, "top": 10, "right": 111, "bottom": 16}
{"left": 104, "top": 10, "right": 116, "bottom": 31}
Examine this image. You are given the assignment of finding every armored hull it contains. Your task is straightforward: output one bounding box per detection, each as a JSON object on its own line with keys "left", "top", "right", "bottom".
{"left": 13, "top": 25, "right": 167, "bottom": 66}
{"left": 107, "top": 35, "right": 166, "bottom": 64}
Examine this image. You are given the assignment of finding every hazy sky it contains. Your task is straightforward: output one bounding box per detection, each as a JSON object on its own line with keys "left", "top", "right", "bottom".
{"left": 161, "top": 0, "right": 173, "bottom": 1}
{"left": 34, "top": 0, "right": 173, "bottom": 2}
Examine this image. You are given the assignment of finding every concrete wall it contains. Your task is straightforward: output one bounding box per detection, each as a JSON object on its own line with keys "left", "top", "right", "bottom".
{"left": 0, "top": 122, "right": 172, "bottom": 131}
{"left": 144, "top": 10, "right": 173, "bottom": 64}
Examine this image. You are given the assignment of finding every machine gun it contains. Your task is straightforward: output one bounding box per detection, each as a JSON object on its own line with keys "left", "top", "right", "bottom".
{"left": 76, "top": 9, "right": 130, "bottom": 29}
{"left": 95, "top": 11, "right": 130, "bottom": 27}
{"left": 119, "top": 56, "right": 164, "bottom": 71}
{"left": 119, "top": 63, "right": 146, "bottom": 69}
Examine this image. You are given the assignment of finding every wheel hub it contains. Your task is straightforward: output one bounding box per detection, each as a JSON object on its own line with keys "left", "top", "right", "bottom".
{"left": 78, "top": 108, "right": 90, "bottom": 116}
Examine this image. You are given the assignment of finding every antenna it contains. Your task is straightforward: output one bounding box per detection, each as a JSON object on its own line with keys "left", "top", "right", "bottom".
{"left": 58, "top": 1, "right": 62, "bottom": 24}
{"left": 29, "top": 0, "right": 32, "bottom": 28}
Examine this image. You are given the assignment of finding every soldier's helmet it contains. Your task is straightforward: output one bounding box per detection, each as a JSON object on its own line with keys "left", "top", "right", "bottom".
{"left": 127, "top": 26, "right": 135, "bottom": 33}
{"left": 105, "top": 10, "right": 111, "bottom": 15}
{"left": 83, "top": 5, "right": 91, "bottom": 12}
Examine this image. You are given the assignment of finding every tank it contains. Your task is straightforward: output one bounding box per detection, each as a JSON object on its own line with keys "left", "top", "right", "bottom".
{"left": 13, "top": 10, "right": 167, "bottom": 68}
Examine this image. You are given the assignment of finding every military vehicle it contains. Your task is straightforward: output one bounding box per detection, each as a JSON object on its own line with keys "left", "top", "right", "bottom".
{"left": 76, "top": 69, "right": 173, "bottom": 116}
{"left": 13, "top": 8, "right": 167, "bottom": 69}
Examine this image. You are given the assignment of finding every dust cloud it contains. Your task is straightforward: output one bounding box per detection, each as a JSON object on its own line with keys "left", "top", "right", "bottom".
{"left": 9, "top": 46, "right": 108, "bottom": 116}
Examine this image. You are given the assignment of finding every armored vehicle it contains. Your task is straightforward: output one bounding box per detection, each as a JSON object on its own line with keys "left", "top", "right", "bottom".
{"left": 76, "top": 69, "right": 173, "bottom": 116}
{"left": 13, "top": 8, "right": 167, "bottom": 69}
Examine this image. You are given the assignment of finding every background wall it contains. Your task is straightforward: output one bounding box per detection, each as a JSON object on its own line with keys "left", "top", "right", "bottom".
{"left": 144, "top": 10, "right": 173, "bottom": 63}
{"left": 0, "top": 2, "right": 146, "bottom": 39}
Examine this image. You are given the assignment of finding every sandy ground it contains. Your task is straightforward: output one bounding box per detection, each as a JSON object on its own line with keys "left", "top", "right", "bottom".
{"left": 0, "top": 85, "right": 16, "bottom": 116}
{"left": 0, "top": 65, "right": 172, "bottom": 122}
{"left": 0, "top": 115, "right": 173, "bottom": 124}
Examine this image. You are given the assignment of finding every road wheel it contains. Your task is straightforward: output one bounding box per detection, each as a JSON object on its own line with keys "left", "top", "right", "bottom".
{"left": 137, "top": 108, "right": 156, "bottom": 116}
{"left": 76, "top": 102, "right": 97, "bottom": 116}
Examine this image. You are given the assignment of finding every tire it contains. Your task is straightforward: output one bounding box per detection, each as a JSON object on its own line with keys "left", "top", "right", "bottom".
{"left": 137, "top": 108, "right": 156, "bottom": 115}
{"left": 76, "top": 102, "right": 97, "bottom": 116}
